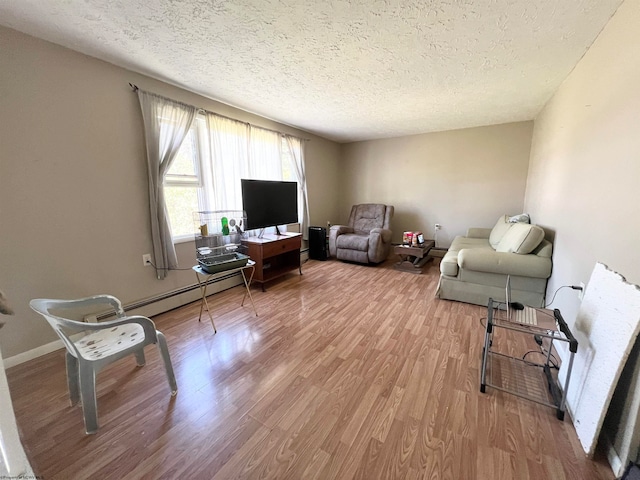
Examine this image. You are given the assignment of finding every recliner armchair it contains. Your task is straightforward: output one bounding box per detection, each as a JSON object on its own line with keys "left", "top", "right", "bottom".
{"left": 329, "top": 204, "right": 394, "bottom": 264}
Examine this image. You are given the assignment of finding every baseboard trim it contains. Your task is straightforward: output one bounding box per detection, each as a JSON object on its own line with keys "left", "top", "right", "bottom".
{"left": 4, "top": 339, "right": 65, "bottom": 369}
{"left": 6, "top": 251, "right": 310, "bottom": 368}
{"left": 605, "top": 434, "right": 624, "bottom": 477}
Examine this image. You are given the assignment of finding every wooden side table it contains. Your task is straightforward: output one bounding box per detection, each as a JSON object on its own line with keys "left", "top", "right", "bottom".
{"left": 393, "top": 240, "right": 435, "bottom": 274}
{"left": 242, "top": 233, "right": 302, "bottom": 291}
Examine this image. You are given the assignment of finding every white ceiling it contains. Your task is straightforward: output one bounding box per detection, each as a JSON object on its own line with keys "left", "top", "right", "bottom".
{"left": 0, "top": 0, "right": 623, "bottom": 143}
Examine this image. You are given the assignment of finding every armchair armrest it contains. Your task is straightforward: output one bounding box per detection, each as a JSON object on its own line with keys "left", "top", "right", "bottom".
{"left": 458, "top": 249, "right": 552, "bottom": 278}
{"left": 330, "top": 225, "right": 353, "bottom": 236}
{"left": 368, "top": 228, "right": 393, "bottom": 263}
{"left": 466, "top": 228, "right": 491, "bottom": 239}
{"left": 329, "top": 225, "right": 353, "bottom": 256}
{"left": 370, "top": 227, "right": 392, "bottom": 243}
{"left": 59, "top": 294, "right": 126, "bottom": 318}
{"left": 55, "top": 312, "right": 158, "bottom": 337}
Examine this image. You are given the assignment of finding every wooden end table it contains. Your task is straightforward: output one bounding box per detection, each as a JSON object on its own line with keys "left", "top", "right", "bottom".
{"left": 393, "top": 240, "right": 435, "bottom": 274}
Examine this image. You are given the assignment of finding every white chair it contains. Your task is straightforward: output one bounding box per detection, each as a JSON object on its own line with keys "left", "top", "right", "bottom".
{"left": 29, "top": 295, "right": 177, "bottom": 434}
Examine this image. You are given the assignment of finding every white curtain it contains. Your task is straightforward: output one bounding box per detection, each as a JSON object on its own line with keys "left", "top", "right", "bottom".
{"left": 202, "top": 114, "right": 294, "bottom": 235}
{"left": 249, "top": 126, "right": 283, "bottom": 181}
{"left": 285, "top": 135, "right": 310, "bottom": 240}
{"left": 204, "top": 113, "right": 249, "bottom": 211}
{"left": 137, "top": 90, "right": 198, "bottom": 279}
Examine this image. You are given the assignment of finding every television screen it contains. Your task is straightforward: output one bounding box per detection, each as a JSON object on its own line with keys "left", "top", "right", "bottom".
{"left": 241, "top": 179, "right": 298, "bottom": 230}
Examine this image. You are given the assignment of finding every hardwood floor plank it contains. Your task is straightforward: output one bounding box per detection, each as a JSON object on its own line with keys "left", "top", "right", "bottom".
{"left": 294, "top": 448, "right": 331, "bottom": 480}
{"left": 375, "top": 416, "right": 421, "bottom": 480}
{"left": 7, "top": 257, "right": 615, "bottom": 479}
{"left": 371, "top": 385, "right": 405, "bottom": 443}
{"left": 339, "top": 383, "right": 384, "bottom": 447}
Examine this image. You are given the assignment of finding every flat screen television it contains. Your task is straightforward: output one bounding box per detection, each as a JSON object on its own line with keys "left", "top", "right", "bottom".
{"left": 241, "top": 179, "right": 298, "bottom": 233}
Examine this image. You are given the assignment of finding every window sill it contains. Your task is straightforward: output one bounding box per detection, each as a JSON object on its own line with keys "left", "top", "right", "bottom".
{"left": 173, "top": 235, "right": 195, "bottom": 245}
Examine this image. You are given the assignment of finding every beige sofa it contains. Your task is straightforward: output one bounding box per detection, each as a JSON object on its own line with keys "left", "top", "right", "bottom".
{"left": 436, "top": 215, "right": 553, "bottom": 307}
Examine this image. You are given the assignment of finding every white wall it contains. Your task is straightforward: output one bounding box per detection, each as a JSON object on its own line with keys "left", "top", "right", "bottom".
{"left": 525, "top": 0, "right": 640, "bottom": 469}
{"left": 0, "top": 26, "right": 341, "bottom": 359}
{"left": 340, "top": 122, "right": 534, "bottom": 246}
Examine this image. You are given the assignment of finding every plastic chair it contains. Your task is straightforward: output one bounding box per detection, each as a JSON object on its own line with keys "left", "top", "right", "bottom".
{"left": 29, "top": 295, "right": 177, "bottom": 434}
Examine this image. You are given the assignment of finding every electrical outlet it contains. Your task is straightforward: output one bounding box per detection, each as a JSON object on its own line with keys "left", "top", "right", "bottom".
{"left": 434, "top": 223, "right": 441, "bottom": 230}
{"left": 143, "top": 254, "right": 152, "bottom": 266}
{"left": 578, "top": 282, "right": 586, "bottom": 300}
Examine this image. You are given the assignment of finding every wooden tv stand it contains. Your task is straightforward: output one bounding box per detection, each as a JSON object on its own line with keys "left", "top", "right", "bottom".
{"left": 242, "top": 232, "right": 302, "bottom": 291}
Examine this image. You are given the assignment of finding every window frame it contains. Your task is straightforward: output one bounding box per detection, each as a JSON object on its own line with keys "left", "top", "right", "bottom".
{"left": 163, "top": 121, "right": 205, "bottom": 243}
{"left": 162, "top": 115, "right": 304, "bottom": 242}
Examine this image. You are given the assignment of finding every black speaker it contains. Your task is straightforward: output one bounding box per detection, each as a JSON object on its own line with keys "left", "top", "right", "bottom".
{"left": 308, "top": 226, "right": 328, "bottom": 260}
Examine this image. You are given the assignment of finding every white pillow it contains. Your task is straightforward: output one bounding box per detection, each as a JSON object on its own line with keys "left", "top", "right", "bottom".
{"left": 489, "top": 215, "right": 512, "bottom": 249}
{"left": 496, "top": 223, "right": 545, "bottom": 254}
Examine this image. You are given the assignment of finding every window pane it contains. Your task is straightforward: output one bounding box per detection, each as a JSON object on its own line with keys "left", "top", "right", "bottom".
{"left": 168, "top": 130, "right": 197, "bottom": 177}
{"left": 160, "top": 114, "right": 305, "bottom": 239}
{"left": 280, "top": 137, "right": 295, "bottom": 181}
{"left": 165, "top": 185, "right": 198, "bottom": 238}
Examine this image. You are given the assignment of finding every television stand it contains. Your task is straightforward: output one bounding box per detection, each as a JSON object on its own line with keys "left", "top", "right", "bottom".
{"left": 257, "top": 225, "right": 285, "bottom": 238}
{"left": 242, "top": 232, "right": 302, "bottom": 291}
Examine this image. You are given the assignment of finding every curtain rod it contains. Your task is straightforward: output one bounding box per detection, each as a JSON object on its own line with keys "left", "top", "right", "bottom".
{"left": 129, "top": 83, "right": 310, "bottom": 142}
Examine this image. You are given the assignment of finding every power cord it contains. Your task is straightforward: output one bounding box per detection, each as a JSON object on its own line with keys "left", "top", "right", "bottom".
{"left": 522, "top": 350, "right": 559, "bottom": 369}
{"left": 545, "top": 284, "right": 583, "bottom": 307}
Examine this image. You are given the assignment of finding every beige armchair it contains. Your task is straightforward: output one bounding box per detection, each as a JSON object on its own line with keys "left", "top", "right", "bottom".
{"left": 329, "top": 204, "right": 394, "bottom": 264}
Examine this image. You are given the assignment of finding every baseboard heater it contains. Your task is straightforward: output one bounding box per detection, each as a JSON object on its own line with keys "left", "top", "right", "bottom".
{"left": 95, "top": 270, "right": 243, "bottom": 321}
{"left": 96, "top": 249, "right": 308, "bottom": 321}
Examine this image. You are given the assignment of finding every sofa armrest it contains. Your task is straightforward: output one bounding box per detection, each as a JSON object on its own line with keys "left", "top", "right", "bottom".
{"left": 458, "top": 248, "right": 552, "bottom": 278}
{"left": 329, "top": 225, "right": 353, "bottom": 256}
{"left": 466, "top": 228, "right": 491, "bottom": 239}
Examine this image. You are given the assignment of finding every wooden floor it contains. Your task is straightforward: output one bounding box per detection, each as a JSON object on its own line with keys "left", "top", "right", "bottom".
{"left": 8, "top": 257, "right": 614, "bottom": 479}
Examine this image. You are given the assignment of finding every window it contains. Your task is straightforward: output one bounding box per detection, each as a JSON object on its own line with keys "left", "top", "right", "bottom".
{"left": 163, "top": 113, "right": 305, "bottom": 241}
{"left": 163, "top": 125, "right": 202, "bottom": 240}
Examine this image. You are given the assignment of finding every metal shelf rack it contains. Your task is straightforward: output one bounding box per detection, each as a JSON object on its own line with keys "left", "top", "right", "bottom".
{"left": 480, "top": 298, "right": 578, "bottom": 420}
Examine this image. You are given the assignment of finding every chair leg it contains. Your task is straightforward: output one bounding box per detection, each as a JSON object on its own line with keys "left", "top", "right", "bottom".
{"left": 78, "top": 363, "right": 99, "bottom": 434}
{"left": 134, "top": 349, "right": 146, "bottom": 367}
{"left": 156, "top": 332, "right": 178, "bottom": 395}
{"left": 65, "top": 352, "right": 80, "bottom": 406}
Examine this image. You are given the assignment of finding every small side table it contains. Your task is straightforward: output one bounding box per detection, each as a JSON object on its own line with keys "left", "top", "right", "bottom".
{"left": 192, "top": 260, "right": 258, "bottom": 333}
{"left": 393, "top": 240, "right": 435, "bottom": 274}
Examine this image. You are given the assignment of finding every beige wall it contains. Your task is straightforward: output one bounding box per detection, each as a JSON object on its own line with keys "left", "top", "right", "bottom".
{"left": 0, "top": 26, "right": 341, "bottom": 358}
{"left": 525, "top": 0, "right": 640, "bottom": 323}
{"left": 525, "top": 0, "right": 640, "bottom": 470}
{"left": 340, "top": 122, "right": 534, "bottom": 245}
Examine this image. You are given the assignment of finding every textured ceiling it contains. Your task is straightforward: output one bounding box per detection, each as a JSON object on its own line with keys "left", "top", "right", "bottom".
{"left": 0, "top": 0, "right": 623, "bottom": 142}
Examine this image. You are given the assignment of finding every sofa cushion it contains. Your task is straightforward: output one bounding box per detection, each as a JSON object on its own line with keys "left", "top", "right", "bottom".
{"left": 496, "top": 223, "right": 545, "bottom": 254}
{"left": 532, "top": 238, "right": 553, "bottom": 258}
{"left": 489, "top": 215, "right": 512, "bottom": 248}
